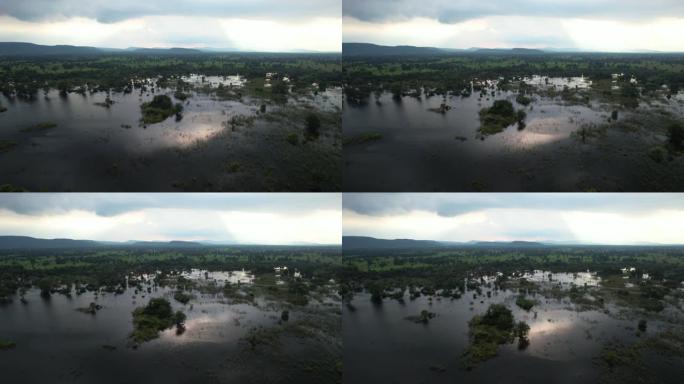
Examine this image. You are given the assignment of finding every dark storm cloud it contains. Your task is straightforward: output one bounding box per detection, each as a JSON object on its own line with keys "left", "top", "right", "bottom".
{"left": 343, "top": 0, "right": 684, "bottom": 23}
{"left": 0, "top": 193, "right": 340, "bottom": 217}
{"left": 0, "top": 0, "right": 340, "bottom": 23}
{"left": 343, "top": 194, "right": 684, "bottom": 217}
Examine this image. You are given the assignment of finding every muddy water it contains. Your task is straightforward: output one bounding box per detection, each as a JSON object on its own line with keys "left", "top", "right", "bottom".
{"left": 343, "top": 272, "right": 680, "bottom": 384}
{"left": 0, "top": 270, "right": 325, "bottom": 383}
{"left": 343, "top": 78, "right": 684, "bottom": 192}
{"left": 0, "top": 82, "right": 341, "bottom": 191}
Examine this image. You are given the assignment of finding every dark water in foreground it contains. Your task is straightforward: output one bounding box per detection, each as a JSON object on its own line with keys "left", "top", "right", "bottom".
{"left": 343, "top": 81, "right": 684, "bottom": 191}
{"left": 0, "top": 83, "right": 341, "bottom": 191}
{"left": 343, "top": 272, "right": 683, "bottom": 384}
{"left": 0, "top": 270, "right": 338, "bottom": 384}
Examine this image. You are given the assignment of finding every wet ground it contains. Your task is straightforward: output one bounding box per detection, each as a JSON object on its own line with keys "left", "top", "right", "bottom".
{"left": 0, "top": 269, "right": 341, "bottom": 384}
{"left": 343, "top": 271, "right": 684, "bottom": 384}
{"left": 0, "top": 79, "right": 341, "bottom": 192}
{"left": 343, "top": 77, "right": 684, "bottom": 191}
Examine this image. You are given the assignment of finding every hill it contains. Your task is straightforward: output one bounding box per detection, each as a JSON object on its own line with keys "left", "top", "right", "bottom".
{"left": 343, "top": 43, "right": 446, "bottom": 56}
{"left": 343, "top": 236, "right": 443, "bottom": 250}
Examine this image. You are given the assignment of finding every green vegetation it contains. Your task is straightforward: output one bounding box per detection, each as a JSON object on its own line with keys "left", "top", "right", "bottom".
{"left": 22, "top": 122, "right": 57, "bottom": 132}
{"left": 305, "top": 113, "right": 321, "bottom": 139}
{"left": 286, "top": 133, "right": 299, "bottom": 146}
{"left": 515, "top": 295, "right": 536, "bottom": 311}
{"left": 0, "top": 340, "right": 16, "bottom": 350}
{"left": 130, "top": 298, "right": 186, "bottom": 344}
{"left": 343, "top": 132, "right": 382, "bottom": 146}
{"left": 173, "top": 291, "right": 192, "bottom": 304}
{"left": 478, "top": 100, "right": 525, "bottom": 136}
{"left": 140, "top": 95, "right": 183, "bottom": 124}
{"left": 0, "top": 139, "right": 17, "bottom": 152}
{"left": 668, "top": 122, "right": 684, "bottom": 149}
{"left": 516, "top": 94, "right": 531, "bottom": 106}
{"left": 344, "top": 53, "right": 684, "bottom": 107}
{"left": 461, "top": 304, "right": 520, "bottom": 369}
{"left": 405, "top": 309, "right": 436, "bottom": 324}
{"left": 0, "top": 54, "right": 341, "bottom": 102}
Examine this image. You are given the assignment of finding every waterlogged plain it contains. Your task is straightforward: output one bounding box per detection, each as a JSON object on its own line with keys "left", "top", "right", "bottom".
{"left": 341, "top": 246, "right": 684, "bottom": 384}
{"left": 0, "top": 55, "right": 341, "bottom": 191}
{"left": 343, "top": 54, "right": 684, "bottom": 191}
{"left": 0, "top": 247, "right": 342, "bottom": 384}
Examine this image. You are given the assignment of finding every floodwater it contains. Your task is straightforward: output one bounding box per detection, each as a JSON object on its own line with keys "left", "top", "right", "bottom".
{"left": 343, "top": 77, "right": 684, "bottom": 191}
{"left": 343, "top": 271, "right": 683, "bottom": 384}
{"left": 0, "top": 269, "right": 338, "bottom": 384}
{"left": 0, "top": 79, "right": 341, "bottom": 191}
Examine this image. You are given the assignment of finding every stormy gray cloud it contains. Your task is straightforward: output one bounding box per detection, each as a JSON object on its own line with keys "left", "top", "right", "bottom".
{"left": 343, "top": 193, "right": 684, "bottom": 217}
{"left": 1, "top": 0, "right": 340, "bottom": 23}
{"left": 343, "top": 194, "right": 684, "bottom": 245}
{"left": 343, "top": 0, "right": 684, "bottom": 51}
{"left": 343, "top": 0, "right": 684, "bottom": 23}
{"left": 0, "top": 1, "right": 341, "bottom": 51}
{"left": 0, "top": 194, "right": 341, "bottom": 244}
{"left": 0, "top": 193, "right": 340, "bottom": 217}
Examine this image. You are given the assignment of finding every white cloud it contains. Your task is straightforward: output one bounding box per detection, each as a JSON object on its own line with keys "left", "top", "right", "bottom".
{"left": 0, "top": 14, "right": 341, "bottom": 51}
{"left": 0, "top": 194, "right": 342, "bottom": 245}
{"left": 344, "top": 206, "right": 684, "bottom": 245}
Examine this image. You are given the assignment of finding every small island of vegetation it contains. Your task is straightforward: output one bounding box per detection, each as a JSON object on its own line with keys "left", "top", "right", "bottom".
{"left": 478, "top": 100, "right": 527, "bottom": 136}
{"left": 140, "top": 95, "right": 183, "bottom": 124}
{"left": 130, "top": 298, "right": 186, "bottom": 344}
{"left": 461, "top": 304, "right": 530, "bottom": 369}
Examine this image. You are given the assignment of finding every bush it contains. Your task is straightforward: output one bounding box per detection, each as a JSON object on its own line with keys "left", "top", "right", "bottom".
{"left": 305, "top": 113, "right": 321, "bottom": 138}
{"left": 668, "top": 123, "right": 684, "bottom": 149}
{"left": 286, "top": 133, "right": 299, "bottom": 146}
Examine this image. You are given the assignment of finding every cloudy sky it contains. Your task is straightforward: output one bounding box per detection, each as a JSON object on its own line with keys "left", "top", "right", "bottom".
{"left": 0, "top": 193, "right": 341, "bottom": 245}
{"left": 344, "top": 194, "right": 684, "bottom": 245}
{"left": 0, "top": 0, "right": 341, "bottom": 51}
{"left": 343, "top": 0, "right": 684, "bottom": 52}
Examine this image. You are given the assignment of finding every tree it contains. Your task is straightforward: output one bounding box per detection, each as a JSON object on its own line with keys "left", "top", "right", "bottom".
{"left": 515, "top": 321, "right": 530, "bottom": 349}
{"left": 668, "top": 123, "right": 684, "bottom": 149}
{"left": 481, "top": 304, "right": 514, "bottom": 331}
{"left": 638, "top": 319, "right": 647, "bottom": 332}
{"left": 305, "top": 113, "right": 321, "bottom": 138}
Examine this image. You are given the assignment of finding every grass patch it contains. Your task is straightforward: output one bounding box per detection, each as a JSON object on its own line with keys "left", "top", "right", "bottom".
{"left": 0, "top": 340, "right": 16, "bottom": 350}
{"left": 0, "top": 140, "right": 17, "bottom": 152}
{"left": 343, "top": 132, "right": 382, "bottom": 145}
{"left": 22, "top": 122, "right": 57, "bottom": 132}
{"left": 287, "top": 133, "right": 299, "bottom": 146}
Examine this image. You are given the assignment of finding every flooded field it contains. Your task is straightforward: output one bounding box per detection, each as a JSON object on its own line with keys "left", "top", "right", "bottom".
{"left": 0, "top": 267, "right": 341, "bottom": 384}
{"left": 344, "top": 75, "right": 684, "bottom": 192}
{"left": 344, "top": 271, "right": 684, "bottom": 384}
{"left": 0, "top": 80, "right": 341, "bottom": 192}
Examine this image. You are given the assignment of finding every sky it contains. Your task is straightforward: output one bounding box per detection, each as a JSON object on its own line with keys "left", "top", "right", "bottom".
{"left": 0, "top": 0, "right": 341, "bottom": 52}
{"left": 0, "top": 193, "right": 341, "bottom": 245}
{"left": 343, "top": 0, "right": 684, "bottom": 52}
{"left": 343, "top": 193, "right": 684, "bottom": 245}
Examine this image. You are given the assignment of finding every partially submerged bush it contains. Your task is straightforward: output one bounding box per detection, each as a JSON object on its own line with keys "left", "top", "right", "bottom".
{"left": 130, "top": 298, "right": 186, "bottom": 344}
{"left": 141, "top": 95, "right": 183, "bottom": 124}
{"left": 305, "top": 113, "right": 321, "bottom": 139}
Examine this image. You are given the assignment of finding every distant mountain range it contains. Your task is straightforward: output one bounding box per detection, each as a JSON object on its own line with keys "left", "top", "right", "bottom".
{"left": 342, "top": 43, "right": 680, "bottom": 57}
{"left": 0, "top": 236, "right": 205, "bottom": 249}
{"left": 0, "top": 236, "right": 340, "bottom": 250}
{"left": 0, "top": 42, "right": 339, "bottom": 56}
{"left": 343, "top": 43, "right": 545, "bottom": 57}
{"left": 0, "top": 42, "right": 206, "bottom": 56}
{"left": 342, "top": 236, "right": 547, "bottom": 250}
